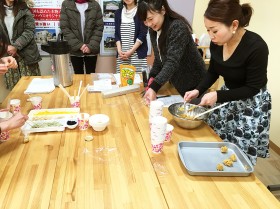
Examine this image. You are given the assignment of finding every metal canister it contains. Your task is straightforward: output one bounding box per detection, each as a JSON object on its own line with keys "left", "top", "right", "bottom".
{"left": 41, "top": 33, "right": 73, "bottom": 87}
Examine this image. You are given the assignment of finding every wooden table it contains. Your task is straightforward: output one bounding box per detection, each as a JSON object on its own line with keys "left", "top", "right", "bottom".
{"left": 0, "top": 75, "right": 279, "bottom": 209}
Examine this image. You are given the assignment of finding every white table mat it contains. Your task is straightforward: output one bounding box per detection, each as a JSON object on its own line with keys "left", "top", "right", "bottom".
{"left": 24, "top": 78, "right": 55, "bottom": 94}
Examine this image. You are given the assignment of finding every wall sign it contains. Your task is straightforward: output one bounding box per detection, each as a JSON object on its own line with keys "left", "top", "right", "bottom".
{"left": 31, "top": 0, "right": 63, "bottom": 56}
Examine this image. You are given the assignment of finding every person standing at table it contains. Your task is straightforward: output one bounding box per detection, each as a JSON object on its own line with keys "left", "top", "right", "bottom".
{"left": 137, "top": 0, "right": 206, "bottom": 105}
{"left": 184, "top": 0, "right": 271, "bottom": 165}
{"left": 0, "top": 31, "right": 18, "bottom": 70}
{"left": 115, "top": 0, "right": 148, "bottom": 73}
{"left": 0, "top": 0, "right": 41, "bottom": 90}
{"left": 60, "top": 0, "right": 104, "bottom": 74}
{"left": 0, "top": 31, "right": 28, "bottom": 132}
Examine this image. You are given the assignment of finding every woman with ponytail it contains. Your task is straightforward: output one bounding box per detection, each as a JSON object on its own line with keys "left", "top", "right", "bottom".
{"left": 184, "top": 0, "right": 271, "bottom": 165}
{"left": 137, "top": 0, "right": 206, "bottom": 104}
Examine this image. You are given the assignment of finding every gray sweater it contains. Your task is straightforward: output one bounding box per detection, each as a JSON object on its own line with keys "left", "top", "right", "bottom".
{"left": 149, "top": 19, "right": 206, "bottom": 96}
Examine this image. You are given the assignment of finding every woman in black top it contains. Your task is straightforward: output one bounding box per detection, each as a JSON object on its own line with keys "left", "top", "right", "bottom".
{"left": 137, "top": 0, "right": 206, "bottom": 105}
{"left": 184, "top": 0, "right": 271, "bottom": 165}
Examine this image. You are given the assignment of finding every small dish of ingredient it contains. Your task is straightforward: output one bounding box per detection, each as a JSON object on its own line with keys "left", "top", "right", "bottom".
{"left": 66, "top": 120, "right": 78, "bottom": 129}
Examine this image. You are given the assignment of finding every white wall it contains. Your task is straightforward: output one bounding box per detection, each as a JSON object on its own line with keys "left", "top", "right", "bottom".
{"left": 193, "top": 0, "right": 280, "bottom": 147}
{"left": 167, "top": 0, "right": 195, "bottom": 24}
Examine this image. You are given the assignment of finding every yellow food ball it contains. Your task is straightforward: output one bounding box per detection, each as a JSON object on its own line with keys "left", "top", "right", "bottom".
{"left": 220, "top": 146, "right": 228, "bottom": 153}
{"left": 223, "top": 159, "right": 233, "bottom": 167}
{"left": 230, "top": 154, "right": 237, "bottom": 162}
{"left": 216, "top": 163, "right": 224, "bottom": 171}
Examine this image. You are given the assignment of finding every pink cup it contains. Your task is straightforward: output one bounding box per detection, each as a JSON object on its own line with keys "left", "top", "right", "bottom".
{"left": 70, "top": 96, "right": 80, "bottom": 108}
{"left": 151, "top": 142, "right": 164, "bottom": 154}
{"left": 149, "top": 100, "right": 164, "bottom": 123}
{"left": 165, "top": 124, "right": 174, "bottom": 142}
{"left": 78, "top": 113, "right": 90, "bottom": 130}
{"left": 0, "top": 111, "right": 12, "bottom": 142}
{"left": 0, "top": 130, "right": 10, "bottom": 142}
{"left": 150, "top": 116, "right": 167, "bottom": 154}
{"left": 30, "top": 96, "right": 42, "bottom": 110}
{"left": 10, "top": 99, "right": 21, "bottom": 114}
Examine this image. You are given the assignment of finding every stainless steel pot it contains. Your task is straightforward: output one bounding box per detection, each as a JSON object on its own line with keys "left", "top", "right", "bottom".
{"left": 41, "top": 33, "right": 73, "bottom": 87}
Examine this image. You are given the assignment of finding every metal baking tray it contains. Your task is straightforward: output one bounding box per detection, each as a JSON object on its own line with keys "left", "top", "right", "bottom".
{"left": 178, "top": 141, "right": 254, "bottom": 176}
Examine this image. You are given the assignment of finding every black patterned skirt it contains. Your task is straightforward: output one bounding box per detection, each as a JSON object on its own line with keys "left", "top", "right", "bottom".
{"left": 206, "top": 85, "right": 272, "bottom": 165}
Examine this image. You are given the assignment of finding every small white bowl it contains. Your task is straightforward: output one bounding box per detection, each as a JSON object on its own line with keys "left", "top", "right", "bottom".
{"left": 89, "top": 114, "right": 109, "bottom": 132}
{"left": 66, "top": 120, "right": 78, "bottom": 129}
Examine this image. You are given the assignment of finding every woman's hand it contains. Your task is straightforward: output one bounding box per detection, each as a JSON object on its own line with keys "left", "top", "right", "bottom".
{"left": 118, "top": 50, "right": 126, "bottom": 60}
{"left": 0, "top": 56, "right": 18, "bottom": 70}
{"left": 184, "top": 89, "right": 199, "bottom": 102}
{"left": 0, "top": 64, "right": 8, "bottom": 75}
{"left": 143, "top": 88, "right": 157, "bottom": 105}
{"left": 7, "top": 45, "right": 17, "bottom": 57}
{"left": 199, "top": 91, "right": 217, "bottom": 106}
{"left": 0, "top": 112, "right": 28, "bottom": 132}
{"left": 122, "top": 49, "right": 133, "bottom": 60}
{"left": 80, "top": 44, "right": 91, "bottom": 54}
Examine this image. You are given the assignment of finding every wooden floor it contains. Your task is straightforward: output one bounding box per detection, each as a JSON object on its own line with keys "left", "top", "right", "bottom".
{"left": 255, "top": 148, "right": 280, "bottom": 201}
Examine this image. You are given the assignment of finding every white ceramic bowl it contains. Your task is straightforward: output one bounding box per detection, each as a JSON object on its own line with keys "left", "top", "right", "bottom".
{"left": 89, "top": 114, "right": 110, "bottom": 131}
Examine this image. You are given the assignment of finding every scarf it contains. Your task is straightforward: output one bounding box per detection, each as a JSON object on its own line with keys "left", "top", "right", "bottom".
{"left": 122, "top": 6, "right": 137, "bottom": 20}
{"left": 75, "top": 0, "right": 88, "bottom": 3}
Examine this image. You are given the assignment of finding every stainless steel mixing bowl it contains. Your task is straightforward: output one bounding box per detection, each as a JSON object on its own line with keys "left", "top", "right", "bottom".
{"left": 168, "top": 102, "right": 209, "bottom": 129}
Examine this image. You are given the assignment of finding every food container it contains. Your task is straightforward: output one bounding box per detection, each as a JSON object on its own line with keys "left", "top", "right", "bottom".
{"left": 120, "top": 64, "right": 136, "bottom": 86}
{"left": 66, "top": 119, "right": 78, "bottom": 129}
{"left": 89, "top": 114, "right": 109, "bottom": 131}
{"left": 168, "top": 103, "right": 209, "bottom": 129}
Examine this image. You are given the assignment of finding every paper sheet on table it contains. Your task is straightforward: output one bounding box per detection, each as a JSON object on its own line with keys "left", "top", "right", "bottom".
{"left": 88, "top": 79, "right": 114, "bottom": 92}
{"left": 24, "top": 78, "right": 55, "bottom": 94}
{"left": 156, "top": 95, "right": 184, "bottom": 107}
{"left": 88, "top": 79, "right": 119, "bottom": 92}
{"left": 113, "top": 73, "right": 142, "bottom": 86}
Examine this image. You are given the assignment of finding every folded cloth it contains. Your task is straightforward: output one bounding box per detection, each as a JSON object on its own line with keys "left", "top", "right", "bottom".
{"left": 24, "top": 78, "right": 55, "bottom": 94}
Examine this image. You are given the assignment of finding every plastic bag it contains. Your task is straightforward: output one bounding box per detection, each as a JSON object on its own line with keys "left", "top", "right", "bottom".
{"left": 120, "top": 64, "right": 136, "bottom": 86}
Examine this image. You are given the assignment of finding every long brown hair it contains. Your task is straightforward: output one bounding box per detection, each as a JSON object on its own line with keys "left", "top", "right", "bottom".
{"left": 0, "top": 29, "right": 8, "bottom": 57}
{"left": 0, "top": 0, "right": 27, "bottom": 20}
{"left": 204, "top": 0, "right": 253, "bottom": 27}
{"left": 137, "top": 0, "right": 192, "bottom": 55}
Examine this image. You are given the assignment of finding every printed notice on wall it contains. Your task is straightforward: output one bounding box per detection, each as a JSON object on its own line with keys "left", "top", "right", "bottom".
{"left": 31, "top": 0, "right": 63, "bottom": 56}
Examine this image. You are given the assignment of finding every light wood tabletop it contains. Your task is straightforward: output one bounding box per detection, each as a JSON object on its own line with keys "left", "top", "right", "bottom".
{"left": 0, "top": 75, "right": 279, "bottom": 209}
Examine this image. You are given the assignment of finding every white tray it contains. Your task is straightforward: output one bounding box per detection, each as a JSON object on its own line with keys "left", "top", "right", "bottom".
{"left": 21, "top": 108, "right": 80, "bottom": 136}
{"left": 28, "top": 108, "right": 80, "bottom": 121}
{"left": 21, "top": 119, "right": 67, "bottom": 135}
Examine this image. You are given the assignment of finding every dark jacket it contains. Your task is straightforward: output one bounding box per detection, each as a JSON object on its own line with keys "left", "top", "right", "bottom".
{"left": 114, "top": 8, "right": 148, "bottom": 59}
{"left": 0, "top": 3, "right": 41, "bottom": 65}
{"left": 60, "top": 0, "right": 104, "bottom": 56}
{"left": 149, "top": 18, "right": 206, "bottom": 96}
